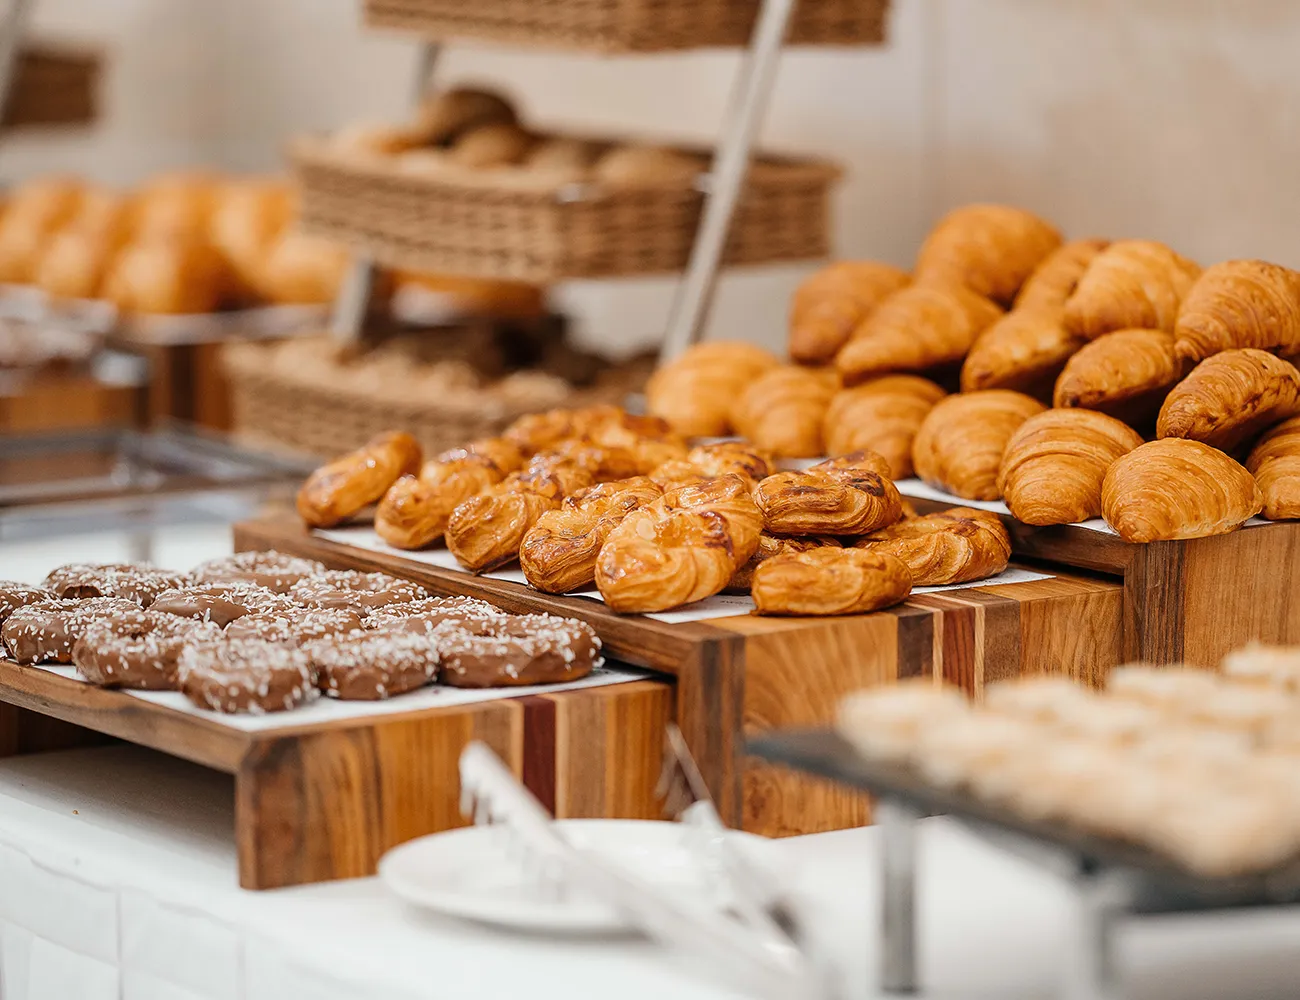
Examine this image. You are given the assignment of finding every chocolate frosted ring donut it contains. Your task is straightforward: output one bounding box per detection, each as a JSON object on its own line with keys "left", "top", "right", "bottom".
{"left": 73, "top": 611, "right": 222, "bottom": 690}
{"left": 224, "top": 606, "right": 367, "bottom": 645}
{"left": 0, "top": 581, "right": 56, "bottom": 625}
{"left": 178, "top": 638, "right": 317, "bottom": 714}
{"left": 192, "top": 551, "right": 327, "bottom": 594}
{"left": 436, "top": 613, "right": 603, "bottom": 688}
{"left": 42, "top": 563, "right": 191, "bottom": 606}
{"left": 305, "top": 631, "right": 438, "bottom": 700}
{"left": 365, "top": 596, "right": 505, "bottom": 636}
{"left": 2, "top": 597, "right": 141, "bottom": 664}
{"left": 287, "top": 571, "right": 428, "bottom": 611}
{"left": 150, "top": 582, "right": 293, "bottom": 627}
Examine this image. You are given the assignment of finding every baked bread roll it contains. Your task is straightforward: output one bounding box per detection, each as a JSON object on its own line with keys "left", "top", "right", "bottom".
{"left": 911, "top": 390, "right": 1046, "bottom": 500}
{"left": 823, "top": 375, "right": 946, "bottom": 479}
{"left": 102, "top": 235, "right": 227, "bottom": 315}
{"left": 595, "top": 475, "right": 763, "bottom": 613}
{"left": 524, "top": 137, "right": 604, "bottom": 180}
{"left": 593, "top": 146, "right": 705, "bottom": 187}
{"left": 1157, "top": 349, "right": 1300, "bottom": 453}
{"left": 329, "top": 122, "right": 427, "bottom": 158}
{"left": 447, "top": 122, "right": 535, "bottom": 168}
{"left": 726, "top": 534, "right": 840, "bottom": 593}
{"left": 210, "top": 179, "right": 293, "bottom": 302}
{"left": 1053, "top": 328, "right": 1182, "bottom": 427}
{"left": 1063, "top": 240, "right": 1201, "bottom": 339}
{"left": 649, "top": 442, "right": 775, "bottom": 492}
{"left": 751, "top": 548, "right": 913, "bottom": 616}
{"left": 960, "top": 309, "right": 1085, "bottom": 399}
{"left": 645, "top": 341, "right": 780, "bottom": 437}
{"left": 730, "top": 365, "right": 838, "bottom": 458}
{"left": 256, "top": 229, "right": 350, "bottom": 305}
{"left": 789, "top": 261, "right": 910, "bottom": 364}
{"left": 997, "top": 409, "right": 1144, "bottom": 525}
{"left": 835, "top": 284, "right": 1003, "bottom": 385}
{"left": 1014, "top": 239, "right": 1111, "bottom": 311}
{"left": 1246, "top": 415, "right": 1300, "bottom": 520}
{"left": 413, "top": 88, "right": 517, "bottom": 145}
{"left": 914, "top": 204, "right": 1063, "bottom": 306}
{"left": 754, "top": 452, "right": 902, "bottom": 536}
{"left": 1173, "top": 260, "right": 1300, "bottom": 365}
{"left": 1101, "top": 439, "right": 1263, "bottom": 542}
{"left": 855, "top": 507, "right": 1010, "bottom": 585}
{"left": 0, "top": 176, "right": 84, "bottom": 283}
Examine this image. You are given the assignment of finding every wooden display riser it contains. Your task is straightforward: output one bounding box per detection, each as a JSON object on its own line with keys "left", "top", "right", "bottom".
{"left": 0, "top": 373, "right": 143, "bottom": 433}
{"left": 0, "top": 664, "right": 671, "bottom": 889}
{"left": 234, "top": 518, "right": 1124, "bottom": 838}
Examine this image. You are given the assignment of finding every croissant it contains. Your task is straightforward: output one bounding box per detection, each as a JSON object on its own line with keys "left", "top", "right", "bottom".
{"left": 835, "top": 284, "right": 1003, "bottom": 385}
{"left": 297, "top": 431, "right": 422, "bottom": 528}
{"left": 1014, "top": 239, "right": 1111, "bottom": 311}
{"left": 730, "top": 365, "right": 839, "bottom": 458}
{"left": 1063, "top": 240, "right": 1201, "bottom": 340}
{"left": 822, "top": 376, "right": 946, "bottom": 478}
{"left": 1102, "top": 439, "right": 1263, "bottom": 542}
{"left": 913, "top": 204, "right": 1063, "bottom": 306}
{"left": 1053, "top": 328, "right": 1182, "bottom": 427}
{"left": 751, "top": 548, "right": 913, "bottom": 616}
{"left": 649, "top": 442, "right": 775, "bottom": 492}
{"left": 1246, "top": 416, "right": 1300, "bottom": 520}
{"left": 855, "top": 507, "right": 1010, "bottom": 585}
{"left": 788, "top": 261, "right": 910, "bottom": 364}
{"left": 725, "top": 534, "right": 841, "bottom": 593}
{"left": 911, "top": 390, "right": 1046, "bottom": 500}
{"left": 1157, "top": 349, "right": 1300, "bottom": 453}
{"left": 960, "top": 309, "right": 1086, "bottom": 399}
{"left": 520, "top": 477, "right": 662, "bottom": 594}
{"left": 645, "top": 341, "right": 780, "bottom": 437}
{"left": 997, "top": 409, "right": 1143, "bottom": 525}
{"left": 595, "top": 475, "right": 763, "bottom": 613}
{"left": 1173, "top": 260, "right": 1300, "bottom": 365}
{"left": 754, "top": 452, "right": 902, "bottom": 536}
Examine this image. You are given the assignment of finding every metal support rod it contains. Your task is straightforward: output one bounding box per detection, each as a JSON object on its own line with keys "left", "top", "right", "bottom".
{"left": 877, "top": 800, "right": 920, "bottom": 995}
{"left": 658, "top": 0, "right": 796, "bottom": 365}
{"left": 1064, "top": 873, "right": 1130, "bottom": 1000}
{"left": 0, "top": 0, "right": 34, "bottom": 125}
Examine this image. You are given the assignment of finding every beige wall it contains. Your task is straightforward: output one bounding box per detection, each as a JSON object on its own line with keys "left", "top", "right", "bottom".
{"left": 7, "top": 0, "right": 1300, "bottom": 356}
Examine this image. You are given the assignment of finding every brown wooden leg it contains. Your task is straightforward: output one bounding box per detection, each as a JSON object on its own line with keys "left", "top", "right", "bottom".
{"left": 0, "top": 703, "right": 113, "bottom": 758}
{"left": 673, "top": 636, "right": 745, "bottom": 828}
{"left": 1122, "top": 541, "right": 1185, "bottom": 664}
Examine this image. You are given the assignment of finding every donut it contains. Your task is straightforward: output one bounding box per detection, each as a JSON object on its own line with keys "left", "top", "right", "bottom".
{"left": 72, "top": 611, "right": 222, "bottom": 690}
{"left": 287, "top": 571, "right": 428, "bottom": 611}
{"left": 150, "top": 582, "right": 293, "bottom": 627}
{"left": 42, "top": 563, "right": 190, "bottom": 606}
{"left": 191, "top": 551, "right": 327, "bottom": 594}
{"left": 0, "top": 581, "right": 55, "bottom": 625}
{"left": 224, "top": 606, "right": 367, "bottom": 645}
{"left": 305, "top": 631, "right": 438, "bottom": 700}
{"left": 436, "top": 614, "right": 602, "bottom": 688}
{"left": 365, "top": 596, "right": 506, "bottom": 636}
{"left": 2, "top": 597, "right": 141, "bottom": 664}
{"left": 178, "top": 638, "right": 317, "bottom": 714}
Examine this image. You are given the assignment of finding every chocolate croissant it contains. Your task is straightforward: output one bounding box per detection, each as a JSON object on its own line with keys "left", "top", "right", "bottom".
{"left": 911, "top": 390, "right": 1046, "bottom": 500}
{"left": 1174, "top": 260, "right": 1300, "bottom": 365}
{"left": 913, "top": 204, "right": 1063, "bottom": 306}
{"left": 1101, "top": 439, "right": 1263, "bottom": 543}
{"left": 726, "top": 534, "right": 841, "bottom": 593}
{"left": 789, "top": 261, "right": 910, "bottom": 364}
{"left": 1014, "top": 238, "right": 1111, "bottom": 312}
{"left": 855, "top": 507, "right": 1010, "bottom": 585}
{"left": 1053, "top": 328, "right": 1182, "bottom": 427}
{"left": 649, "top": 442, "right": 775, "bottom": 492}
{"left": 1246, "top": 416, "right": 1300, "bottom": 520}
{"left": 835, "top": 284, "right": 1004, "bottom": 385}
{"left": 751, "top": 548, "right": 913, "bottom": 616}
{"left": 1157, "top": 349, "right": 1300, "bottom": 453}
{"left": 960, "top": 309, "right": 1085, "bottom": 400}
{"left": 1063, "top": 240, "right": 1201, "bottom": 340}
{"left": 730, "top": 365, "right": 839, "bottom": 458}
{"left": 823, "top": 375, "right": 947, "bottom": 479}
{"left": 997, "top": 409, "right": 1143, "bottom": 525}
{"left": 754, "top": 452, "right": 902, "bottom": 536}
{"left": 645, "top": 341, "right": 780, "bottom": 437}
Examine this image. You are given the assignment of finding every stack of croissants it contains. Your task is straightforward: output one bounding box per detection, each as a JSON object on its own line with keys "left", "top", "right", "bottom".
{"left": 648, "top": 203, "right": 1300, "bottom": 544}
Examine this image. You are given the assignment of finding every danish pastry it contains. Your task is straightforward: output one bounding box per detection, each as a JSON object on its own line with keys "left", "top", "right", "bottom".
{"left": 751, "top": 548, "right": 913, "bottom": 616}
{"left": 788, "top": 260, "right": 910, "bottom": 364}
{"left": 730, "top": 365, "right": 839, "bottom": 458}
{"left": 645, "top": 342, "right": 780, "bottom": 437}
{"left": 1246, "top": 415, "right": 1300, "bottom": 520}
{"left": 297, "top": 431, "right": 422, "bottom": 528}
{"left": 911, "top": 390, "right": 1046, "bottom": 501}
{"left": 855, "top": 507, "right": 1010, "bottom": 586}
{"left": 754, "top": 452, "right": 902, "bottom": 536}
{"left": 726, "top": 534, "right": 840, "bottom": 593}
{"left": 436, "top": 614, "right": 602, "bottom": 688}
{"left": 178, "top": 638, "right": 317, "bottom": 714}
{"left": 1156, "top": 349, "right": 1300, "bottom": 453}
{"left": 1014, "top": 239, "right": 1111, "bottom": 312}
{"left": 1101, "top": 439, "right": 1263, "bottom": 542}
{"left": 502, "top": 405, "right": 623, "bottom": 456}
{"left": 835, "top": 284, "right": 1004, "bottom": 385}
{"left": 570, "top": 413, "right": 689, "bottom": 477}
{"left": 1053, "top": 328, "right": 1182, "bottom": 427}
{"left": 1173, "top": 260, "right": 1300, "bottom": 365}
{"left": 649, "top": 442, "right": 775, "bottom": 492}
{"left": 595, "top": 475, "right": 763, "bottom": 613}
{"left": 1063, "top": 240, "right": 1201, "bottom": 339}
{"left": 960, "top": 309, "right": 1085, "bottom": 399}
{"left": 822, "top": 376, "right": 947, "bottom": 479}
{"left": 72, "top": 612, "right": 221, "bottom": 690}
{"left": 914, "top": 204, "right": 1063, "bottom": 306}
{"left": 997, "top": 409, "right": 1144, "bottom": 525}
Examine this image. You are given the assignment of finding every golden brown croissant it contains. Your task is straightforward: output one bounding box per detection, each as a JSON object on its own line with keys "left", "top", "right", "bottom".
{"left": 1173, "top": 260, "right": 1300, "bottom": 365}
{"left": 725, "top": 534, "right": 840, "bottom": 593}
{"left": 996, "top": 409, "right": 1143, "bottom": 525}
{"left": 297, "top": 431, "right": 422, "bottom": 529}
{"left": 595, "top": 475, "right": 763, "bottom": 613}
{"left": 788, "top": 261, "right": 910, "bottom": 364}
{"left": 649, "top": 442, "right": 775, "bottom": 492}
{"left": 822, "top": 376, "right": 947, "bottom": 478}
{"left": 1157, "top": 349, "right": 1300, "bottom": 453}
{"left": 1246, "top": 416, "right": 1300, "bottom": 520}
{"left": 1053, "top": 328, "right": 1183, "bottom": 427}
{"left": 835, "top": 284, "right": 1004, "bottom": 385}
{"left": 1101, "top": 439, "right": 1263, "bottom": 542}
{"left": 520, "top": 477, "right": 662, "bottom": 594}
{"left": 913, "top": 204, "right": 1062, "bottom": 306}
{"left": 855, "top": 507, "right": 1010, "bottom": 585}
{"left": 911, "top": 390, "right": 1046, "bottom": 500}
{"left": 754, "top": 452, "right": 902, "bottom": 536}
{"left": 1063, "top": 240, "right": 1201, "bottom": 339}
{"left": 751, "top": 548, "right": 913, "bottom": 616}
{"left": 730, "top": 365, "right": 839, "bottom": 458}
{"left": 1014, "top": 238, "right": 1111, "bottom": 311}
{"left": 960, "top": 309, "right": 1086, "bottom": 399}
{"left": 645, "top": 342, "right": 781, "bottom": 437}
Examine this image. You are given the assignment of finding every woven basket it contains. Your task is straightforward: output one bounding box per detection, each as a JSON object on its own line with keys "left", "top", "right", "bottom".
{"left": 293, "top": 142, "right": 840, "bottom": 283}
{"left": 3, "top": 45, "right": 101, "bottom": 128}
{"left": 364, "top": 0, "right": 889, "bottom": 51}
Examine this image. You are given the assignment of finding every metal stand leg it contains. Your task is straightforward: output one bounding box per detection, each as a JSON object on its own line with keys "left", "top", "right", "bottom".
{"left": 0, "top": 0, "right": 34, "bottom": 124}
{"left": 877, "top": 800, "right": 920, "bottom": 995}
{"left": 1064, "top": 873, "right": 1130, "bottom": 1000}
{"left": 658, "top": 0, "right": 796, "bottom": 364}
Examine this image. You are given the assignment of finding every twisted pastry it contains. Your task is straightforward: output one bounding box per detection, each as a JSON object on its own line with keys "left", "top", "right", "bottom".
{"left": 1247, "top": 415, "right": 1300, "bottom": 520}
{"left": 726, "top": 534, "right": 841, "bottom": 593}
{"left": 1053, "top": 328, "right": 1182, "bottom": 427}
{"left": 1157, "top": 349, "right": 1300, "bottom": 453}
{"left": 960, "top": 309, "right": 1085, "bottom": 399}
{"left": 1014, "top": 239, "right": 1111, "bottom": 311}
{"left": 751, "top": 548, "right": 913, "bottom": 616}
{"left": 1174, "top": 260, "right": 1300, "bottom": 365}
{"left": 649, "top": 442, "right": 775, "bottom": 492}
{"left": 297, "top": 432, "right": 422, "bottom": 528}
{"left": 997, "top": 409, "right": 1143, "bottom": 525}
{"left": 1063, "top": 240, "right": 1201, "bottom": 339}
{"left": 823, "top": 376, "right": 946, "bottom": 479}
{"left": 788, "top": 260, "right": 910, "bottom": 364}
{"left": 911, "top": 390, "right": 1046, "bottom": 501}
{"left": 855, "top": 507, "right": 1010, "bottom": 585}
{"left": 730, "top": 365, "right": 839, "bottom": 458}
{"left": 645, "top": 341, "right": 780, "bottom": 437}
{"left": 754, "top": 452, "right": 902, "bottom": 536}
{"left": 502, "top": 405, "right": 623, "bottom": 457}
{"left": 565, "top": 413, "right": 689, "bottom": 477}
{"left": 1101, "top": 439, "right": 1263, "bottom": 542}
{"left": 913, "top": 204, "right": 1063, "bottom": 306}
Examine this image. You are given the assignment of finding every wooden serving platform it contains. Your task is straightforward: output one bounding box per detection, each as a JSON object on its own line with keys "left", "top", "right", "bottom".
{"left": 235, "top": 517, "right": 1125, "bottom": 838}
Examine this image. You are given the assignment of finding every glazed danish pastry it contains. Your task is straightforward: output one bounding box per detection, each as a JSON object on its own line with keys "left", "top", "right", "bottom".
{"left": 751, "top": 548, "right": 913, "bottom": 616}
{"left": 1174, "top": 260, "right": 1300, "bottom": 364}
{"left": 645, "top": 341, "right": 781, "bottom": 437}
{"left": 649, "top": 442, "right": 775, "bottom": 492}
{"left": 1246, "top": 415, "right": 1300, "bottom": 520}
{"left": 726, "top": 534, "right": 840, "bottom": 593}
{"left": 1053, "top": 328, "right": 1182, "bottom": 427}
{"left": 730, "top": 365, "right": 839, "bottom": 459}
{"left": 788, "top": 260, "right": 910, "bottom": 364}
{"left": 913, "top": 204, "right": 1063, "bottom": 306}
{"left": 822, "top": 376, "right": 946, "bottom": 479}
{"left": 1063, "top": 240, "right": 1201, "bottom": 339}
{"left": 911, "top": 390, "right": 1046, "bottom": 501}
{"left": 855, "top": 507, "right": 1011, "bottom": 585}
{"left": 754, "top": 452, "right": 902, "bottom": 536}
{"left": 501, "top": 405, "right": 622, "bottom": 457}
{"left": 1156, "top": 349, "right": 1300, "bottom": 453}
{"left": 297, "top": 431, "right": 422, "bottom": 528}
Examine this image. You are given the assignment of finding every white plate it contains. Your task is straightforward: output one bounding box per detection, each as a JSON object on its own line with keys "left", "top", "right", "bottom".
{"left": 379, "top": 819, "right": 786, "bottom": 934}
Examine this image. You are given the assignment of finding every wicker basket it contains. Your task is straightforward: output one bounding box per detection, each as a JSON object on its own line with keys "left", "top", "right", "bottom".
{"left": 293, "top": 142, "right": 839, "bottom": 283}
{"left": 364, "top": 0, "right": 889, "bottom": 51}
{"left": 3, "top": 45, "right": 101, "bottom": 128}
